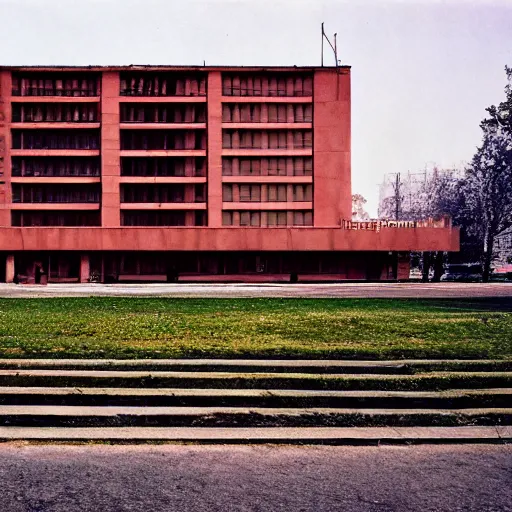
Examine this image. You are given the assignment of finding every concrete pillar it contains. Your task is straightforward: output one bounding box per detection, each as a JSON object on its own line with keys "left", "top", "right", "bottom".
{"left": 207, "top": 71, "right": 223, "bottom": 227}
{"left": 79, "top": 254, "right": 90, "bottom": 283}
{"left": 5, "top": 254, "right": 14, "bottom": 283}
{"left": 101, "top": 71, "right": 121, "bottom": 227}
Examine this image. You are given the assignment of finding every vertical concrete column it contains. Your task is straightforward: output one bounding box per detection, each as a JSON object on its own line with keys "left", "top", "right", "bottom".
{"left": 313, "top": 70, "right": 351, "bottom": 226}
{"left": 79, "top": 254, "right": 90, "bottom": 283}
{"left": 207, "top": 71, "right": 223, "bottom": 227}
{"left": 5, "top": 254, "right": 14, "bottom": 283}
{"left": 101, "top": 72, "right": 121, "bottom": 227}
{"left": 0, "top": 71, "right": 13, "bottom": 227}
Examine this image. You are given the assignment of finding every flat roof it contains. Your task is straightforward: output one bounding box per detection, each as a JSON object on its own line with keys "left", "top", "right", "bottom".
{"left": 1, "top": 65, "right": 350, "bottom": 73}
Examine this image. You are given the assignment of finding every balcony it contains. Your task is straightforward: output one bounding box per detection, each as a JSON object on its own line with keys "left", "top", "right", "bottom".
{"left": 11, "top": 183, "right": 101, "bottom": 207}
{"left": 11, "top": 157, "right": 101, "bottom": 178}
{"left": 222, "top": 74, "right": 313, "bottom": 98}
{"left": 121, "top": 156, "right": 206, "bottom": 177}
{"left": 120, "top": 183, "right": 206, "bottom": 206}
{"left": 222, "top": 103, "right": 312, "bottom": 129}
{"left": 11, "top": 130, "right": 100, "bottom": 157}
{"left": 12, "top": 73, "right": 100, "bottom": 98}
{"left": 120, "top": 73, "right": 206, "bottom": 97}
{"left": 120, "top": 103, "right": 206, "bottom": 126}
{"left": 11, "top": 104, "right": 100, "bottom": 127}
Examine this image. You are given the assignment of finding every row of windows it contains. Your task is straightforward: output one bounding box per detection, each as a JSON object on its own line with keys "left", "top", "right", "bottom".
{"left": 12, "top": 104, "right": 99, "bottom": 123}
{"left": 222, "top": 130, "right": 312, "bottom": 150}
{"left": 11, "top": 72, "right": 312, "bottom": 98}
{"left": 222, "top": 75, "right": 313, "bottom": 97}
{"left": 222, "top": 210, "right": 313, "bottom": 227}
{"left": 120, "top": 131, "right": 206, "bottom": 151}
{"left": 12, "top": 184, "right": 100, "bottom": 203}
{"left": 120, "top": 104, "right": 206, "bottom": 124}
{"left": 11, "top": 211, "right": 101, "bottom": 227}
{"left": 12, "top": 74, "right": 100, "bottom": 97}
{"left": 121, "top": 184, "right": 205, "bottom": 203}
{"left": 222, "top": 104, "right": 312, "bottom": 124}
{"left": 121, "top": 157, "right": 206, "bottom": 177}
{"left": 222, "top": 184, "right": 312, "bottom": 202}
{"left": 11, "top": 157, "right": 100, "bottom": 177}
{"left": 222, "top": 157, "right": 312, "bottom": 176}
{"left": 12, "top": 130, "right": 100, "bottom": 150}
{"left": 120, "top": 74, "right": 207, "bottom": 97}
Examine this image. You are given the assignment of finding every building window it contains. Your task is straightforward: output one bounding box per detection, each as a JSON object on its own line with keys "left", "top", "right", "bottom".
{"left": 239, "top": 185, "right": 261, "bottom": 202}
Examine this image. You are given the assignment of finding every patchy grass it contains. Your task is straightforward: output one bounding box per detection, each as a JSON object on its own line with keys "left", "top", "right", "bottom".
{"left": 0, "top": 298, "right": 510, "bottom": 360}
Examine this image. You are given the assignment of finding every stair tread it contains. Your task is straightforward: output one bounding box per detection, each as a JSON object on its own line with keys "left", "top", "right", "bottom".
{"left": 0, "top": 406, "right": 510, "bottom": 416}
{"left": 1, "top": 370, "right": 511, "bottom": 378}
{"left": 0, "top": 425, "right": 510, "bottom": 442}
{"left": 0, "top": 387, "right": 510, "bottom": 397}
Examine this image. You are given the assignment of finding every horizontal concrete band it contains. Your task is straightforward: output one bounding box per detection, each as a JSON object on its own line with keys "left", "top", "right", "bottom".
{"left": 0, "top": 226, "right": 459, "bottom": 252}
{"left": 1, "top": 387, "right": 509, "bottom": 398}
{"left": 1, "top": 358, "right": 507, "bottom": 368}
{"left": 0, "top": 426, "right": 510, "bottom": 445}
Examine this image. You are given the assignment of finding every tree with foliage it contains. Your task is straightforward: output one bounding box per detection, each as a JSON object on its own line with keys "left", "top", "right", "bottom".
{"left": 352, "top": 193, "right": 370, "bottom": 221}
{"left": 459, "top": 67, "right": 512, "bottom": 281}
{"left": 465, "top": 129, "right": 512, "bottom": 281}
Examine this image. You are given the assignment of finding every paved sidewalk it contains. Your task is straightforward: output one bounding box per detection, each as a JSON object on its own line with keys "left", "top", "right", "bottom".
{"left": 0, "top": 444, "right": 510, "bottom": 511}
{"left": 1, "top": 282, "right": 512, "bottom": 298}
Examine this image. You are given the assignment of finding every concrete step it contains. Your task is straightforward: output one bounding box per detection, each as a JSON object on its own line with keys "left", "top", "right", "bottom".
{"left": 0, "top": 387, "right": 510, "bottom": 409}
{"left": 0, "top": 359, "right": 510, "bottom": 374}
{"left": 0, "top": 426, "right": 510, "bottom": 445}
{"left": 0, "top": 369, "right": 510, "bottom": 391}
{"left": 0, "top": 406, "right": 510, "bottom": 427}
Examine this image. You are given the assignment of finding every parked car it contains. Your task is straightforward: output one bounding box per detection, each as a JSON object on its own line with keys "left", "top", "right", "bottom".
{"left": 440, "top": 264, "right": 483, "bottom": 282}
{"left": 491, "top": 264, "right": 512, "bottom": 282}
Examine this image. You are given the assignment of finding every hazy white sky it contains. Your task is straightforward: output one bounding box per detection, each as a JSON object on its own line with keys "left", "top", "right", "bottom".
{"left": 1, "top": 0, "right": 511, "bottom": 215}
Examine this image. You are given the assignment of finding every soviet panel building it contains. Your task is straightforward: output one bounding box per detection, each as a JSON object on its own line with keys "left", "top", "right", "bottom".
{"left": 0, "top": 65, "right": 459, "bottom": 283}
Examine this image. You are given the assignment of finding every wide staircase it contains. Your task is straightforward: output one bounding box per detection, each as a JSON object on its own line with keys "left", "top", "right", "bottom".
{"left": 0, "top": 359, "right": 510, "bottom": 444}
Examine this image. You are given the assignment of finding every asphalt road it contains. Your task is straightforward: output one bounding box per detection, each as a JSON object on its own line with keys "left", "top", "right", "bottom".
{"left": 1, "top": 282, "right": 512, "bottom": 299}
{"left": 0, "top": 444, "right": 510, "bottom": 511}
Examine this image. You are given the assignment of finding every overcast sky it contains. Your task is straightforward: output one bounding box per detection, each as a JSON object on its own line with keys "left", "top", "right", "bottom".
{"left": 1, "top": 0, "right": 511, "bottom": 215}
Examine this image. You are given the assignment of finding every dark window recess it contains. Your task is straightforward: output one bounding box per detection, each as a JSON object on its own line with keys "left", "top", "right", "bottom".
{"left": 121, "top": 157, "right": 206, "bottom": 177}
{"left": 120, "top": 73, "right": 207, "bottom": 97}
{"left": 12, "top": 104, "right": 99, "bottom": 123}
{"left": 222, "top": 130, "right": 312, "bottom": 150}
{"left": 121, "top": 211, "right": 187, "bottom": 226}
{"left": 120, "top": 104, "right": 206, "bottom": 123}
{"left": 222, "top": 210, "right": 313, "bottom": 227}
{"left": 12, "top": 130, "right": 100, "bottom": 150}
{"left": 222, "top": 104, "right": 312, "bottom": 123}
{"left": 11, "top": 157, "right": 100, "bottom": 177}
{"left": 222, "top": 74, "right": 313, "bottom": 97}
{"left": 121, "top": 184, "right": 205, "bottom": 203}
{"left": 11, "top": 211, "right": 101, "bottom": 227}
{"left": 12, "top": 74, "right": 100, "bottom": 97}
{"left": 12, "top": 184, "right": 100, "bottom": 203}
{"left": 222, "top": 157, "right": 312, "bottom": 177}
{"left": 121, "top": 131, "right": 205, "bottom": 150}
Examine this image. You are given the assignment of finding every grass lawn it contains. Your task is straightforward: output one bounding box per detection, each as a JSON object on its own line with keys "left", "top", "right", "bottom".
{"left": 0, "top": 298, "right": 511, "bottom": 360}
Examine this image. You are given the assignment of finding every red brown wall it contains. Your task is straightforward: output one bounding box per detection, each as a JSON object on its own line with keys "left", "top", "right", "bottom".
{"left": 313, "top": 69, "right": 351, "bottom": 226}
{"left": 0, "top": 71, "right": 12, "bottom": 227}
{"left": 0, "top": 226, "right": 459, "bottom": 252}
{"left": 101, "top": 72, "right": 121, "bottom": 226}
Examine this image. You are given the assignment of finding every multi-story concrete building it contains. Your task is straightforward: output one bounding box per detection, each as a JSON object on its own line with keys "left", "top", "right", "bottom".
{"left": 0, "top": 65, "right": 459, "bottom": 283}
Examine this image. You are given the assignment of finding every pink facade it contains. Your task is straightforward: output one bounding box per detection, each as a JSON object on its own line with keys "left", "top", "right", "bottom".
{"left": 0, "top": 65, "right": 459, "bottom": 283}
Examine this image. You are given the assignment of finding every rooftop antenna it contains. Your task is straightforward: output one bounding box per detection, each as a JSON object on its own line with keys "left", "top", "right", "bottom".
{"left": 321, "top": 23, "right": 341, "bottom": 98}
{"left": 321, "top": 23, "right": 339, "bottom": 68}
